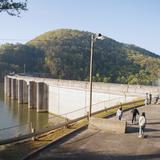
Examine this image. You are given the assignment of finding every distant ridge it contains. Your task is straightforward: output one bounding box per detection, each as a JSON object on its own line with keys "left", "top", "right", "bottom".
{"left": 0, "top": 28, "right": 160, "bottom": 84}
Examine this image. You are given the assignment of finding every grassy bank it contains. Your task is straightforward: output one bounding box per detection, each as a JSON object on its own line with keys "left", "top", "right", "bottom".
{"left": 0, "top": 99, "right": 144, "bottom": 160}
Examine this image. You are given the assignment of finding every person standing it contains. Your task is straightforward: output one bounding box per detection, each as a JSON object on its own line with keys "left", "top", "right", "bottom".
{"left": 116, "top": 107, "right": 123, "bottom": 120}
{"left": 145, "top": 93, "right": 149, "bottom": 105}
{"left": 149, "top": 93, "right": 152, "bottom": 104}
{"left": 138, "top": 112, "right": 146, "bottom": 138}
{"left": 131, "top": 107, "right": 139, "bottom": 124}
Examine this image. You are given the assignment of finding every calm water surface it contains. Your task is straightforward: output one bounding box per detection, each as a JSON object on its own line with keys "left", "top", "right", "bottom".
{"left": 0, "top": 83, "right": 61, "bottom": 139}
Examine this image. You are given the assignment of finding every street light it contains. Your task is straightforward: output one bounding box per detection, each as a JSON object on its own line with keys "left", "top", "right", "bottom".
{"left": 89, "top": 33, "right": 104, "bottom": 118}
{"left": 23, "top": 64, "right": 26, "bottom": 74}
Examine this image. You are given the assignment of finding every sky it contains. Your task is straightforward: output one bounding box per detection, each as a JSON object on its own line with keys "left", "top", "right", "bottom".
{"left": 0, "top": 0, "right": 160, "bottom": 54}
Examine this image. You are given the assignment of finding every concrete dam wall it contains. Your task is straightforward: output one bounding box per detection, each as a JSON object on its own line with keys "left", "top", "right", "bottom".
{"left": 4, "top": 75, "right": 160, "bottom": 119}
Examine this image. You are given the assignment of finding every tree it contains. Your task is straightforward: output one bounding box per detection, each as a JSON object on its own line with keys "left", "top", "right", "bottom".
{"left": 0, "top": 0, "right": 27, "bottom": 16}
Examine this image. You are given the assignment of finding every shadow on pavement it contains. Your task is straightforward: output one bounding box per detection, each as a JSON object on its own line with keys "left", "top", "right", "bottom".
{"left": 147, "top": 122, "right": 160, "bottom": 125}
{"left": 32, "top": 149, "right": 160, "bottom": 160}
{"left": 127, "top": 126, "right": 160, "bottom": 133}
{"left": 147, "top": 135, "right": 160, "bottom": 139}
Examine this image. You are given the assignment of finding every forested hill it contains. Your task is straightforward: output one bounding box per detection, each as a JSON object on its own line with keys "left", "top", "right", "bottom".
{"left": 0, "top": 29, "right": 160, "bottom": 85}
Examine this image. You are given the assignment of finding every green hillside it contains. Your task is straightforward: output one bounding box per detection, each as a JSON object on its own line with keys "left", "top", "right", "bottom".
{"left": 0, "top": 43, "right": 45, "bottom": 79}
{"left": 0, "top": 29, "right": 160, "bottom": 84}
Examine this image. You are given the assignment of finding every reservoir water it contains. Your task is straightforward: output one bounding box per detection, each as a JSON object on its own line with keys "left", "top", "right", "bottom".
{"left": 0, "top": 79, "right": 138, "bottom": 140}
{"left": 0, "top": 83, "right": 63, "bottom": 140}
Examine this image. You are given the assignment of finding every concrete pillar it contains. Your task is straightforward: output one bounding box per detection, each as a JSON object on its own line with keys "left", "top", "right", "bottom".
{"left": 11, "top": 79, "right": 16, "bottom": 100}
{"left": 23, "top": 81, "right": 28, "bottom": 104}
{"left": 4, "top": 76, "right": 11, "bottom": 97}
{"left": 15, "top": 80, "right": 18, "bottom": 99}
{"left": 18, "top": 80, "right": 23, "bottom": 104}
{"left": 37, "top": 82, "right": 48, "bottom": 112}
{"left": 4, "top": 76, "right": 7, "bottom": 96}
{"left": 28, "top": 81, "right": 37, "bottom": 108}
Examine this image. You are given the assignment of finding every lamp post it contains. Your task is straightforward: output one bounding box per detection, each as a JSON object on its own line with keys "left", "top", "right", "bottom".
{"left": 23, "top": 64, "right": 26, "bottom": 74}
{"left": 89, "top": 33, "right": 104, "bottom": 118}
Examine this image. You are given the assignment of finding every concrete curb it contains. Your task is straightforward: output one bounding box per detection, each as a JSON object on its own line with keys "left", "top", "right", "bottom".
{"left": 22, "top": 124, "right": 88, "bottom": 160}
{"left": 22, "top": 103, "right": 144, "bottom": 160}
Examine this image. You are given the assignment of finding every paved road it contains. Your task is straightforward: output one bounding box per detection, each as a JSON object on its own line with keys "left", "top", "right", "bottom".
{"left": 29, "top": 105, "right": 160, "bottom": 160}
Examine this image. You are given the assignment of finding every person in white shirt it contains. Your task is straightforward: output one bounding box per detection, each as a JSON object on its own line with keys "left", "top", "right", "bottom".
{"left": 138, "top": 112, "right": 146, "bottom": 138}
{"left": 116, "top": 107, "right": 123, "bottom": 120}
{"left": 145, "top": 93, "right": 149, "bottom": 105}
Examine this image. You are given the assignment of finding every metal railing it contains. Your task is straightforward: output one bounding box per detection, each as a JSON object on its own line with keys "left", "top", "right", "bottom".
{"left": 61, "top": 96, "right": 134, "bottom": 119}
{"left": 0, "top": 98, "right": 144, "bottom": 145}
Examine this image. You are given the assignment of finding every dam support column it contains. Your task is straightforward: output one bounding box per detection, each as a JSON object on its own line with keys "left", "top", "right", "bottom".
{"left": 37, "top": 82, "right": 48, "bottom": 112}
{"left": 18, "top": 80, "right": 23, "bottom": 104}
{"left": 28, "top": 81, "right": 37, "bottom": 108}
{"left": 11, "top": 79, "right": 16, "bottom": 100}
{"left": 18, "top": 80, "right": 28, "bottom": 104}
{"left": 23, "top": 81, "right": 28, "bottom": 104}
{"left": 4, "top": 76, "right": 11, "bottom": 97}
{"left": 15, "top": 80, "right": 18, "bottom": 99}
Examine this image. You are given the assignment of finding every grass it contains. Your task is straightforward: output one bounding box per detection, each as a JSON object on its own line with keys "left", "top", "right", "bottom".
{"left": 0, "top": 119, "right": 88, "bottom": 160}
{"left": 94, "top": 99, "right": 144, "bottom": 118}
{"left": 0, "top": 99, "right": 144, "bottom": 160}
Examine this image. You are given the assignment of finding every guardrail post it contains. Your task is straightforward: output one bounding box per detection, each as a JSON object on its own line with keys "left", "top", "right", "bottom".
{"left": 65, "top": 118, "right": 70, "bottom": 128}
{"left": 31, "top": 128, "right": 36, "bottom": 141}
{"left": 87, "top": 112, "right": 89, "bottom": 121}
{"left": 105, "top": 107, "right": 108, "bottom": 112}
{"left": 30, "top": 123, "right": 36, "bottom": 141}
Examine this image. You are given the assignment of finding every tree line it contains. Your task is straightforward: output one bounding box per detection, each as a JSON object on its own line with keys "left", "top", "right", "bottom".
{"left": 1, "top": 29, "right": 160, "bottom": 85}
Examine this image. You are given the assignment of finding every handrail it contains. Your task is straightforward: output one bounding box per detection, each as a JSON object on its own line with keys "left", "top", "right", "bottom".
{"left": 56, "top": 97, "right": 129, "bottom": 117}
{"left": 92, "top": 99, "right": 144, "bottom": 116}
{"left": 0, "top": 99, "right": 144, "bottom": 145}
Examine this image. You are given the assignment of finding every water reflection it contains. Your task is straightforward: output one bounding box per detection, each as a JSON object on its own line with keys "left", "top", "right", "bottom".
{"left": 0, "top": 83, "right": 62, "bottom": 140}
{"left": 3, "top": 95, "right": 50, "bottom": 130}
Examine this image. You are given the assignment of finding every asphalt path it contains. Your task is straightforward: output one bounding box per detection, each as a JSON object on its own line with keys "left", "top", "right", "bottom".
{"left": 29, "top": 104, "right": 160, "bottom": 160}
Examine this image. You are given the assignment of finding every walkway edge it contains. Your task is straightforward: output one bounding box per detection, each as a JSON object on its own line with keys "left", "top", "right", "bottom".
{"left": 22, "top": 124, "right": 88, "bottom": 160}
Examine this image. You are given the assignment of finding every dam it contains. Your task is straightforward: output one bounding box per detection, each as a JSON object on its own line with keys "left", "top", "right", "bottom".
{"left": 4, "top": 75, "right": 160, "bottom": 120}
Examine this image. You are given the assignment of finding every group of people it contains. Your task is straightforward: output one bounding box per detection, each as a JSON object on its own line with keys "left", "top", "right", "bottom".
{"left": 145, "top": 93, "right": 152, "bottom": 105}
{"left": 116, "top": 107, "right": 146, "bottom": 138}
{"left": 145, "top": 92, "right": 160, "bottom": 105}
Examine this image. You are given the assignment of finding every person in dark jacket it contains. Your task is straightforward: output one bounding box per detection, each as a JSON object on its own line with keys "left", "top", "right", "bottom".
{"left": 131, "top": 107, "right": 139, "bottom": 124}
{"left": 149, "top": 93, "right": 152, "bottom": 104}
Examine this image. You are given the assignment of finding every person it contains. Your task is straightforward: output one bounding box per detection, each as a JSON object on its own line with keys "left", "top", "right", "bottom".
{"left": 149, "top": 93, "right": 152, "bottom": 104}
{"left": 131, "top": 107, "right": 139, "bottom": 124}
{"left": 138, "top": 112, "right": 146, "bottom": 138}
{"left": 155, "top": 94, "right": 159, "bottom": 104}
{"left": 152, "top": 94, "right": 159, "bottom": 104}
{"left": 157, "top": 94, "right": 160, "bottom": 104}
{"left": 116, "top": 107, "right": 123, "bottom": 120}
{"left": 145, "top": 93, "right": 149, "bottom": 105}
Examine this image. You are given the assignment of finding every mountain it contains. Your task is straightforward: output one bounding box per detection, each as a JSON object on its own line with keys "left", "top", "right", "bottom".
{"left": 0, "top": 43, "right": 45, "bottom": 79}
{"left": 0, "top": 29, "right": 160, "bottom": 85}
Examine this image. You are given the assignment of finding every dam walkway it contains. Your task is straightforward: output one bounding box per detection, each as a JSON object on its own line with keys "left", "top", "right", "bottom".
{"left": 28, "top": 104, "right": 160, "bottom": 160}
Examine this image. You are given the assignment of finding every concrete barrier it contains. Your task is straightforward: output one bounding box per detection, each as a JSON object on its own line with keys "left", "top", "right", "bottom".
{"left": 89, "top": 117, "right": 127, "bottom": 134}
{"left": 5, "top": 75, "right": 160, "bottom": 117}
